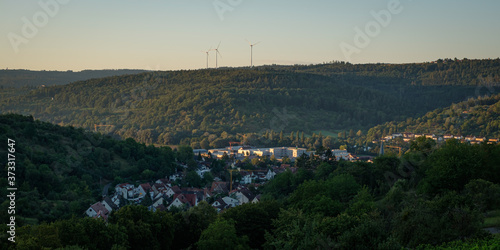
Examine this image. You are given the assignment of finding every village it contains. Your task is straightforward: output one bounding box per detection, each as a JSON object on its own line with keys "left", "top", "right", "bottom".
{"left": 84, "top": 145, "right": 359, "bottom": 220}
{"left": 380, "top": 132, "right": 499, "bottom": 144}
{"left": 85, "top": 133, "right": 499, "bottom": 221}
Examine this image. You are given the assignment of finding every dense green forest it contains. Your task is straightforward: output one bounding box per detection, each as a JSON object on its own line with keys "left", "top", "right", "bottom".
{"left": 288, "top": 58, "right": 500, "bottom": 86}
{"left": 365, "top": 93, "right": 500, "bottom": 142}
{"left": 0, "top": 114, "right": 179, "bottom": 225}
{"left": 2, "top": 59, "right": 499, "bottom": 146}
{"left": 0, "top": 69, "right": 148, "bottom": 88}
{"left": 201, "top": 93, "right": 500, "bottom": 155}
{"left": 1, "top": 115, "right": 500, "bottom": 249}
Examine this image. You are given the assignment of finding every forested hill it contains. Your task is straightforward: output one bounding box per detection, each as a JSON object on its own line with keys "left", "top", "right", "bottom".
{"left": 287, "top": 58, "right": 500, "bottom": 86}
{"left": 0, "top": 113, "right": 177, "bottom": 224}
{"left": 1, "top": 59, "right": 498, "bottom": 146}
{"left": 365, "top": 93, "right": 500, "bottom": 141}
{"left": 2, "top": 114, "right": 500, "bottom": 249}
{"left": 0, "top": 69, "right": 148, "bottom": 88}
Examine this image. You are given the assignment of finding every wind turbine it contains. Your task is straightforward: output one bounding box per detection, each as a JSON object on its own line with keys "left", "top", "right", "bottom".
{"left": 246, "top": 39, "right": 261, "bottom": 67}
{"left": 214, "top": 42, "right": 222, "bottom": 69}
{"left": 201, "top": 47, "right": 211, "bottom": 69}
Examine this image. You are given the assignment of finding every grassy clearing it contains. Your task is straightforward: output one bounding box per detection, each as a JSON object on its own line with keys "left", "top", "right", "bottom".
{"left": 483, "top": 210, "right": 500, "bottom": 228}
{"left": 19, "top": 216, "right": 39, "bottom": 225}
{"left": 311, "top": 130, "right": 342, "bottom": 138}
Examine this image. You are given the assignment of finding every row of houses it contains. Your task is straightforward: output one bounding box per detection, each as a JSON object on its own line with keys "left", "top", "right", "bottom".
{"left": 195, "top": 146, "right": 309, "bottom": 161}
{"left": 331, "top": 149, "right": 356, "bottom": 161}
{"left": 85, "top": 196, "right": 120, "bottom": 221}
{"left": 196, "top": 146, "right": 359, "bottom": 162}
{"left": 86, "top": 179, "right": 264, "bottom": 219}
{"left": 85, "top": 154, "right": 310, "bottom": 220}
{"left": 237, "top": 169, "right": 276, "bottom": 184}
{"left": 383, "top": 133, "right": 499, "bottom": 144}
{"left": 212, "top": 187, "right": 261, "bottom": 212}
{"left": 85, "top": 165, "right": 288, "bottom": 219}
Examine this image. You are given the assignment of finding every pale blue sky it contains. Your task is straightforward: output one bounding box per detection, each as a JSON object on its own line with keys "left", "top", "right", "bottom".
{"left": 1, "top": 0, "right": 499, "bottom": 71}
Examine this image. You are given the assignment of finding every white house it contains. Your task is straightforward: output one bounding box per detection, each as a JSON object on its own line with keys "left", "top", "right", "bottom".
{"left": 196, "top": 165, "right": 211, "bottom": 178}
{"left": 240, "top": 172, "right": 254, "bottom": 185}
{"left": 266, "top": 169, "right": 276, "bottom": 180}
{"left": 155, "top": 178, "right": 171, "bottom": 186}
{"left": 168, "top": 193, "right": 198, "bottom": 210}
{"left": 169, "top": 173, "right": 182, "bottom": 182}
{"left": 102, "top": 196, "right": 118, "bottom": 212}
{"left": 152, "top": 196, "right": 165, "bottom": 208}
{"left": 231, "top": 189, "right": 255, "bottom": 205}
{"left": 136, "top": 183, "right": 152, "bottom": 199}
{"left": 252, "top": 195, "right": 261, "bottom": 204}
{"left": 212, "top": 198, "right": 230, "bottom": 212}
{"left": 166, "top": 186, "right": 181, "bottom": 197}
{"left": 332, "top": 149, "right": 351, "bottom": 160}
{"left": 222, "top": 196, "right": 239, "bottom": 207}
{"left": 152, "top": 183, "right": 168, "bottom": 196}
{"left": 168, "top": 197, "right": 185, "bottom": 209}
{"left": 111, "top": 194, "right": 121, "bottom": 207}
{"left": 86, "top": 202, "right": 109, "bottom": 218}
{"left": 212, "top": 199, "right": 227, "bottom": 208}
{"left": 115, "top": 183, "right": 135, "bottom": 199}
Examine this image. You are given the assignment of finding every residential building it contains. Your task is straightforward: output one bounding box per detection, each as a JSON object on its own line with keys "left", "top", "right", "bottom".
{"left": 115, "top": 183, "right": 135, "bottom": 199}
{"left": 136, "top": 183, "right": 152, "bottom": 199}
{"left": 86, "top": 202, "right": 109, "bottom": 220}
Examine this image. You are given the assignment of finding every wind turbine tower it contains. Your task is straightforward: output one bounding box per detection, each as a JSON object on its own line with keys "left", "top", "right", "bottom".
{"left": 246, "top": 40, "right": 261, "bottom": 67}
{"left": 201, "top": 47, "right": 211, "bottom": 69}
{"left": 214, "top": 42, "right": 222, "bottom": 69}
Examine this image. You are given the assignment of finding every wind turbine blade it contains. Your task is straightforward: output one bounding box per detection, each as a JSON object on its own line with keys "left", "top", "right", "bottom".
{"left": 253, "top": 41, "right": 262, "bottom": 46}
{"left": 216, "top": 41, "right": 221, "bottom": 50}
{"left": 217, "top": 50, "right": 222, "bottom": 58}
{"left": 245, "top": 39, "right": 251, "bottom": 45}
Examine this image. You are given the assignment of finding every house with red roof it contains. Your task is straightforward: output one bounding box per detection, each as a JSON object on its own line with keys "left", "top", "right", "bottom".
{"left": 115, "top": 183, "right": 135, "bottom": 199}
{"left": 229, "top": 188, "right": 255, "bottom": 205}
{"left": 212, "top": 198, "right": 230, "bottom": 211}
{"left": 252, "top": 194, "right": 261, "bottom": 204}
{"left": 210, "top": 182, "right": 229, "bottom": 194}
{"left": 166, "top": 185, "right": 182, "bottom": 197}
{"left": 152, "top": 183, "right": 168, "bottom": 196}
{"left": 155, "top": 178, "right": 171, "bottom": 187}
{"left": 86, "top": 202, "right": 110, "bottom": 220}
{"left": 168, "top": 193, "right": 198, "bottom": 209}
{"left": 136, "top": 183, "right": 152, "bottom": 199}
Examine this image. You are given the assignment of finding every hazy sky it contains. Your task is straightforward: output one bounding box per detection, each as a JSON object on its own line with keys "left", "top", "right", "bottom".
{"left": 1, "top": 0, "right": 500, "bottom": 71}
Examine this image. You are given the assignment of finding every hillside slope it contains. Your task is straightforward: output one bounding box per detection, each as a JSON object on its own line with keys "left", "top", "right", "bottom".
{"left": 0, "top": 69, "right": 148, "bottom": 88}
{"left": 288, "top": 58, "right": 500, "bottom": 86}
{"left": 0, "top": 114, "right": 176, "bottom": 224}
{"left": 365, "top": 93, "right": 500, "bottom": 141}
{"left": 2, "top": 60, "right": 498, "bottom": 145}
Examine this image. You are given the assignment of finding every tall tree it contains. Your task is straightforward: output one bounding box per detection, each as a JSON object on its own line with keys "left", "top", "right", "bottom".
{"left": 197, "top": 218, "right": 249, "bottom": 250}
